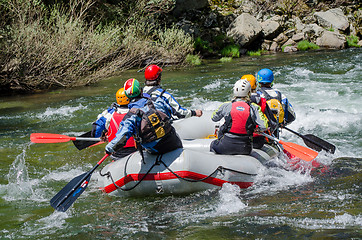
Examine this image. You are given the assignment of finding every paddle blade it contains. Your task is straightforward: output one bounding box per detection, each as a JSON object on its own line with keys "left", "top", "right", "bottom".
{"left": 30, "top": 133, "right": 72, "bottom": 143}
{"left": 72, "top": 131, "right": 102, "bottom": 150}
{"left": 304, "top": 134, "right": 336, "bottom": 154}
{"left": 50, "top": 172, "right": 91, "bottom": 212}
{"left": 279, "top": 140, "right": 318, "bottom": 162}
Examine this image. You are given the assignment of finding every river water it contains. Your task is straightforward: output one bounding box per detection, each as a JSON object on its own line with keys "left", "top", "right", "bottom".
{"left": 0, "top": 49, "right": 361, "bottom": 239}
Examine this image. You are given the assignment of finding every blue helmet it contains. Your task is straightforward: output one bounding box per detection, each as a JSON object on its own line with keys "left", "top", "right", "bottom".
{"left": 257, "top": 68, "right": 274, "bottom": 84}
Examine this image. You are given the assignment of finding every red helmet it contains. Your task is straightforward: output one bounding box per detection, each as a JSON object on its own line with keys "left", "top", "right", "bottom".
{"left": 145, "top": 65, "right": 162, "bottom": 81}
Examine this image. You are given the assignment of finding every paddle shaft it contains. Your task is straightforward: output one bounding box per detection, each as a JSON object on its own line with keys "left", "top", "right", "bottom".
{"left": 72, "top": 137, "right": 101, "bottom": 141}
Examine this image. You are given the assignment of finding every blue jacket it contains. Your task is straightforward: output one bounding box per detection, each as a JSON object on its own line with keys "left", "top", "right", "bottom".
{"left": 143, "top": 85, "right": 195, "bottom": 119}
{"left": 105, "top": 97, "right": 174, "bottom": 154}
{"left": 92, "top": 94, "right": 150, "bottom": 138}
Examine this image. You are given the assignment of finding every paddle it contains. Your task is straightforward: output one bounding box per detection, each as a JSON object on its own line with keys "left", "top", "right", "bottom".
{"left": 260, "top": 132, "right": 318, "bottom": 162}
{"left": 30, "top": 132, "right": 102, "bottom": 150}
{"left": 71, "top": 131, "right": 105, "bottom": 150}
{"left": 50, "top": 154, "right": 110, "bottom": 212}
{"left": 282, "top": 127, "right": 335, "bottom": 154}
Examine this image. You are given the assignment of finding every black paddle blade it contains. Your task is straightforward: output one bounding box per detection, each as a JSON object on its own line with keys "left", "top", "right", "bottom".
{"left": 50, "top": 172, "right": 91, "bottom": 212}
{"left": 303, "top": 134, "right": 336, "bottom": 154}
{"left": 73, "top": 131, "right": 100, "bottom": 150}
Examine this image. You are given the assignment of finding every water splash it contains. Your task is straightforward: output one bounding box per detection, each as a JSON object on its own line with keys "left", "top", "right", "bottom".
{"left": 4, "top": 144, "right": 34, "bottom": 201}
{"left": 35, "top": 104, "right": 86, "bottom": 120}
{"left": 215, "top": 183, "right": 247, "bottom": 214}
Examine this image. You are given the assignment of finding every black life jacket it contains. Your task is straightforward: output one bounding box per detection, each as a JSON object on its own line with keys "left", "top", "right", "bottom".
{"left": 129, "top": 92, "right": 172, "bottom": 143}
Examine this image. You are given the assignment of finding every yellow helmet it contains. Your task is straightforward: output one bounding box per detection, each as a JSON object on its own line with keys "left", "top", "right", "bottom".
{"left": 241, "top": 74, "right": 257, "bottom": 90}
{"left": 116, "top": 88, "right": 130, "bottom": 106}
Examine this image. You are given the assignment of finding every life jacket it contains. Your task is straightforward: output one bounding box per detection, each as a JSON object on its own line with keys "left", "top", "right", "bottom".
{"left": 130, "top": 99, "right": 172, "bottom": 144}
{"left": 226, "top": 101, "right": 255, "bottom": 136}
{"left": 108, "top": 112, "right": 135, "bottom": 148}
{"left": 259, "top": 97, "right": 267, "bottom": 113}
{"left": 259, "top": 89, "right": 284, "bottom": 124}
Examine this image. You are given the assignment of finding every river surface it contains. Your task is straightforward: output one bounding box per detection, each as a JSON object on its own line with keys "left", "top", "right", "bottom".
{"left": 0, "top": 49, "right": 361, "bottom": 239}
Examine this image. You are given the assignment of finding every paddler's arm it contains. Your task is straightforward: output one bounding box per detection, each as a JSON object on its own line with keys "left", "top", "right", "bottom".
{"left": 211, "top": 102, "right": 230, "bottom": 122}
{"left": 251, "top": 103, "right": 268, "bottom": 132}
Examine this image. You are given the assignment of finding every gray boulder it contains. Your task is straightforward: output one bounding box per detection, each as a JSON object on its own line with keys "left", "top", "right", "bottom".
{"left": 292, "top": 33, "right": 305, "bottom": 42}
{"left": 227, "top": 13, "right": 262, "bottom": 47}
{"left": 316, "top": 31, "right": 346, "bottom": 49}
{"left": 261, "top": 19, "right": 281, "bottom": 39}
{"left": 314, "top": 8, "right": 349, "bottom": 32}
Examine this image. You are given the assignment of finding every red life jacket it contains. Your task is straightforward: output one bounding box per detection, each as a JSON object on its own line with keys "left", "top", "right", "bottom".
{"left": 259, "top": 97, "right": 267, "bottom": 113}
{"left": 229, "top": 101, "right": 251, "bottom": 135}
{"left": 108, "top": 112, "right": 135, "bottom": 148}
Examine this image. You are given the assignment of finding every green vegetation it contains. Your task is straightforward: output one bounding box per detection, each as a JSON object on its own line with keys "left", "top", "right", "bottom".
{"left": 327, "top": 26, "right": 335, "bottom": 32}
{"left": 346, "top": 35, "right": 360, "bottom": 48}
{"left": 247, "top": 49, "right": 266, "bottom": 56}
{"left": 220, "top": 44, "right": 240, "bottom": 58}
{"left": 194, "top": 37, "right": 213, "bottom": 54}
{"left": 0, "top": 0, "right": 193, "bottom": 93}
{"left": 297, "top": 40, "right": 320, "bottom": 51}
{"left": 219, "top": 57, "right": 232, "bottom": 62}
{"left": 186, "top": 54, "right": 202, "bottom": 65}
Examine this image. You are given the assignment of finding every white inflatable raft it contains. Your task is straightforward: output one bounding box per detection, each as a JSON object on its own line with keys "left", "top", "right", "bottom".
{"left": 98, "top": 112, "right": 281, "bottom": 197}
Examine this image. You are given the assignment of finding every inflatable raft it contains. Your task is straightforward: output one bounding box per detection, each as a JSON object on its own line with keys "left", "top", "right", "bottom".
{"left": 98, "top": 112, "right": 282, "bottom": 197}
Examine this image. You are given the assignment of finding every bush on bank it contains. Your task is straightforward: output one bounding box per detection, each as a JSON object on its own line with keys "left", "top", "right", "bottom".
{"left": 0, "top": 0, "right": 193, "bottom": 93}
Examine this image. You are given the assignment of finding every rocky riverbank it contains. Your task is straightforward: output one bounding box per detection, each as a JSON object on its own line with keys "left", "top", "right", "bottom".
{"left": 173, "top": 0, "right": 361, "bottom": 56}
{"left": 0, "top": 0, "right": 360, "bottom": 94}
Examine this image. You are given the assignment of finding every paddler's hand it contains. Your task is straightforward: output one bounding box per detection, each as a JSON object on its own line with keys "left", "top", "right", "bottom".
{"left": 195, "top": 109, "right": 203, "bottom": 117}
{"left": 254, "top": 128, "right": 261, "bottom": 134}
{"left": 100, "top": 130, "right": 108, "bottom": 142}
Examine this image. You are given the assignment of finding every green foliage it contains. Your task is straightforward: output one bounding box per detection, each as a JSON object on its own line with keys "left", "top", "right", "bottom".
{"left": 247, "top": 49, "right": 266, "bottom": 56}
{"left": 327, "top": 26, "right": 335, "bottom": 32}
{"left": 220, "top": 44, "right": 240, "bottom": 58}
{"left": 0, "top": 0, "right": 193, "bottom": 92}
{"left": 247, "top": 50, "right": 261, "bottom": 56}
{"left": 186, "top": 54, "right": 202, "bottom": 65}
{"left": 219, "top": 57, "right": 232, "bottom": 62}
{"left": 194, "top": 37, "right": 213, "bottom": 53}
{"left": 346, "top": 35, "right": 360, "bottom": 48}
{"left": 297, "top": 40, "right": 320, "bottom": 51}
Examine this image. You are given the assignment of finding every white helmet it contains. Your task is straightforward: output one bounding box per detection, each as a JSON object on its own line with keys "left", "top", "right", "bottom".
{"left": 233, "top": 79, "right": 251, "bottom": 97}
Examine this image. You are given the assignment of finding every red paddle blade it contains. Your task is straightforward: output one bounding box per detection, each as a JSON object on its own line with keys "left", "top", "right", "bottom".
{"left": 30, "top": 133, "right": 72, "bottom": 143}
{"left": 279, "top": 140, "right": 318, "bottom": 162}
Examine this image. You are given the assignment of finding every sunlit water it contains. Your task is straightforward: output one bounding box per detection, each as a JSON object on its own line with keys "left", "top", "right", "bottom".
{"left": 0, "top": 49, "right": 361, "bottom": 239}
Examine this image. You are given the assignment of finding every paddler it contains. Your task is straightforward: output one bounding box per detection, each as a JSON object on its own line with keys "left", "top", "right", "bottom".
{"left": 241, "top": 74, "right": 278, "bottom": 149}
{"left": 256, "top": 68, "right": 296, "bottom": 137}
{"left": 91, "top": 87, "right": 137, "bottom": 159}
{"left": 210, "top": 79, "right": 268, "bottom": 155}
{"left": 105, "top": 78, "right": 183, "bottom": 156}
{"left": 143, "top": 64, "right": 203, "bottom": 119}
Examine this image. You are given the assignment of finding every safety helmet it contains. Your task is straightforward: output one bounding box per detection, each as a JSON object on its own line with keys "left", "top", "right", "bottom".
{"left": 241, "top": 74, "right": 256, "bottom": 90}
{"left": 116, "top": 88, "right": 130, "bottom": 106}
{"left": 124, "top": 78, "right": 141, "bottom": 98}
{"left": 145, "top": 65, "right": 163, "bottom": 81}
{"left": 257, "top": 68, "right": 274, "bottom": 84}
{"left": 233, "top": 79, "right": 251, "bottom": 97}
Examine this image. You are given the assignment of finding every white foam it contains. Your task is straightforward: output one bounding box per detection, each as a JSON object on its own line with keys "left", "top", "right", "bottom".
{"left": 36, "top": 104, "right": 86, "bottom": 120}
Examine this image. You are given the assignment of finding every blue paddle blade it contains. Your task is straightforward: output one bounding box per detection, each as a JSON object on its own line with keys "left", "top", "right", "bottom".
{"left": 50, "top": 172, "right": 91, "bottom": 212}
